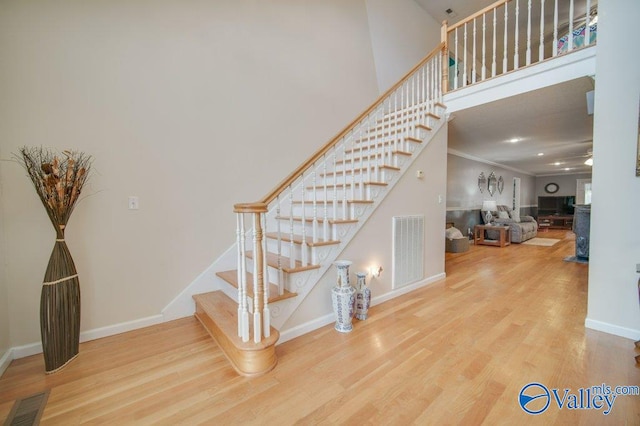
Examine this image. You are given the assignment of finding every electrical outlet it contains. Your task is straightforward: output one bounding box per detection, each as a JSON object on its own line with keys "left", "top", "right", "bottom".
{"left": 128, "top": 196, "right": 139, "bottom": 210}
{"left": 416, "top": 170, "right": 424, "bottom": 179}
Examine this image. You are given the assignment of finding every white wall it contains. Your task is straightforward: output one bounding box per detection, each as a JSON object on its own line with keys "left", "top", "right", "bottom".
{"left": 365, "top": 0, "right": 441, "bottom": 92}
{"left": 446, "top": 153, "right": 536, "bottom": 210}
{"left": 284, "top": 124, "right": 447, "bottom": 330}
{"left": 586, "top": 0, "right": 640, "bottom": 339}
{"left": 0, "top": 161, "right": 9, "bottom": 362}
{"left": 535, "top": 173, "right": 592, "bottom": 198}
{"left": 0, "top": 0, "right": 380, "bottom": 348}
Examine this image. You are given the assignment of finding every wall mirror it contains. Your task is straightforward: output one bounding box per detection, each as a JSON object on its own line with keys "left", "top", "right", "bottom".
{"left": 487, "top": 172, "right": 498, "bottom": 196}
{"left": 497, "top": 176, "right": 504, "bottom": 194}
{"left": 478, "top": 172, "right": 486, "bottom": 193}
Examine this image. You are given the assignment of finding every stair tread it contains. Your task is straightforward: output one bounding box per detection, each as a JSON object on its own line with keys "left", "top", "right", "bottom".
{"left": 246, "top": 251, "right": 321, "bottom": 273}
{"left": 265, "top": 232, "right": 340, "bottom": 247}
{"left": 320, "top": 165, "right": 400, "bottom": 176}
{"left": 306, "top": 181, "right": 388, "bottom": 189}
{"left": 290, "top": 199, "right": 373, "bottom": 205}
{"left": 216, "top": 270, "right": 298, "bottom": 303}
{"left": 350, "top": 137, "right": 422, "bottom": 149}
{"left": 276, "top": 215, "right": 359, "bottom": 225}
{"left": 193, "top": 291, "right": 279, "bottom": 351}
{"left": 336, "top": 150, "right": 411, "bottom": 165}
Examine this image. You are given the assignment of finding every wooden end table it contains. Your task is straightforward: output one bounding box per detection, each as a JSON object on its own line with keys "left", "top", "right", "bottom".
{"left": 474, "top": 225, "right": 511, "bottom": 247}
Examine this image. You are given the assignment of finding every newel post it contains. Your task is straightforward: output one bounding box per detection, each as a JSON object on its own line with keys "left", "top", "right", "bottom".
{"left": 441, "top": 20, "right": 449, "bottom": 94}
{"left": 234, "top": 202, "right": 269, "bottom": 343}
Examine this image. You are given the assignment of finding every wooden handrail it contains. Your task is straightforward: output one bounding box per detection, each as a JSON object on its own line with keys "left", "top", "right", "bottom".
{"left": 446, "top": 0, "right": 511, "bottom": 33}
{"left": 237, "top": 42, "right": 445, "bottom": 209}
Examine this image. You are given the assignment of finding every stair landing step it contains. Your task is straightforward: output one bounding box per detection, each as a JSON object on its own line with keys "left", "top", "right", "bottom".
{"left": 216, "top": 270, "right": 298, "bottom": 303}
{"left": 246, "top": 251, "right": 321, "bottom": 273}
{"left": 193, "top": 291, "right": 279, "bottom": 377}
{"left": 265, "top": 232, "right": 340, "bottom": 247}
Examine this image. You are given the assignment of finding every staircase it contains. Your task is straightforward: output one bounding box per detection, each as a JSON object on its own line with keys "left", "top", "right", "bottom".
{"left": 192, "top": 43, "right": 447, "bottom": 376}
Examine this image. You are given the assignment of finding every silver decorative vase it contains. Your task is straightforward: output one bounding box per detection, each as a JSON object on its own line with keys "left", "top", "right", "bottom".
{"left": 331, "top": 260, "right": 355, "bottom": 333}
{"left": 355, "top": 272, "right": 371, "bottom": 320}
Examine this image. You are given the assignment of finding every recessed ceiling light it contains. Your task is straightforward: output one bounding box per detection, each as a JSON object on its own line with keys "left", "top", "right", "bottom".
{"left": 508, "top": 138, "right": 520, "bottom": 143}
{"left": 564, "top": 167, "right": 572, "bottom": 171}
{"left": 553, "top": 162, "right": 563, "bottom": 166}
{"left": 584, "top": 158, "right": 593, "bottom": 166}
{"left": 537, "top": 153, "right": 544, "bottom": 156}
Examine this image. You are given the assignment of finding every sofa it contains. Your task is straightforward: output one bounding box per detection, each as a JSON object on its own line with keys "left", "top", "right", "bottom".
{"left": 482, "top": 204, "right": 538, "bottom": 243}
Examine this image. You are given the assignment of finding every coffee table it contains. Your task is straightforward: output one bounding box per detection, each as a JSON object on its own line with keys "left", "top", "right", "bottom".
{"left": 474, "top": 224, "right": 511, "bottom": 247}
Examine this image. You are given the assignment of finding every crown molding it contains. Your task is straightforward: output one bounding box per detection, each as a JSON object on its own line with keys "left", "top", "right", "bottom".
{"left": 447, "top": 148, "right": 535, "bottom": 176}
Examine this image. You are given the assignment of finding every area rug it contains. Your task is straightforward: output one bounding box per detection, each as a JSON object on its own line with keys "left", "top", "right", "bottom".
{"left": 522, "top": 238, "right": 561, "bottom": 247}
{"left": 564, "top": 256, "right": 589, "bottom": 264}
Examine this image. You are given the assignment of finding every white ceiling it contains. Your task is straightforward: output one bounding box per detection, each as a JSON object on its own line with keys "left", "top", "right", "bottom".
{"left": 447, "top": 77, "right": 595, "bottom": 175}
{"left": 415, "top": 0, "right": 596, "bottom": 176}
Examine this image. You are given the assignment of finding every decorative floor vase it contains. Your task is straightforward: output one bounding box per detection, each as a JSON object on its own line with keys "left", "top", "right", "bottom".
{"left": 331, "top": 260, "right": 355, "bottom": 333}
{"left": 41, "top": 232, "right": 81, "bottom": 373}
{"left": 355, "top": 272, "right": 371, "bottom": 321}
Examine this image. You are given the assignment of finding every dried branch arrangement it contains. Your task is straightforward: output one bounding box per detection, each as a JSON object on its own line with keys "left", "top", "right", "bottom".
{"left": 17, "top": 147, "right": 92, "bottom": 373}
{"left": 19, "top": 147, "right": 92, "bottom": 234}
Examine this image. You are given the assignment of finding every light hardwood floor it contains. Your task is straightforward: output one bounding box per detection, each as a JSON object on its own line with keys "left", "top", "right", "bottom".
{"left": 1, "top": 230, "right": 639, "bottom": 424}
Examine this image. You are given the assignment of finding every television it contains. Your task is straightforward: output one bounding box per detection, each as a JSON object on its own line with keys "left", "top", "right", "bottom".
{"left": 538, "top": 196, "right": 576, "bottom": 216}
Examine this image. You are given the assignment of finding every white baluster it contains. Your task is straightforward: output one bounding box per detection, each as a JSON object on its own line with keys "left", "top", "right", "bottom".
{"left": 332, "top": 146, "right": 337, "bottom": 221}
{"left": 553, "top": 0, "right": 558, "bottom": 56}
{"left": 425, "top": 61, "right": 431, "bottom": 127}
{"left": 472, "top": 19, "right": 477, "bottom": 83}
{"left": 568, "top": 0, "right": 574, "bottom": 51}
{"left": 261, "top": 213, "right": 270, "bottom": 338}
{"left": 463, "top": 23, "right": 468, "bottom": 87}
{"left": 539, "top": 0, "right": 545, "bottom": 61}
{"left": 585, "top": 0, "right": 591, "bottom": 46}
{"left": 252, "top": 213, "right": 262, "bottom": 343}
{"left": 342, "top": 141, "right": 348, "bottom": 220}
{"left": 276, "top": 196, "right": 283, "bottom": 296}
{"left": 323, "top": 154, "right": 329, "bottom": 241}
{"left": 393, "top": 88, "right": 398, "bottom": 154}
{"left": 236, "top": 214, "right": 243, "bottom": 338}
{"left": 289, "top": 186, "right": 295, "bottom": 269}
{"left": 454, "top": 28, "right": 459, "bottom": 90}
{"left": 437, "top": 53, "right": 443, "bottom": 104}
{"left": 482, "top": 13, "right": 486, "bottom": 81}
{"left": 300, "top": 172, "right": 308, "bottom": 267}
{"left": 492, "top": 8, "right": 497, "bottom": 77}
{"left": 238, "top": 213, "right": 249, "bottom": 342}
{"left": 503, "top": 2, "right": 509, "bottom": 73}
{"left": 312, "top": 165, "right": 318, "bottom": 244}
{"left": 526, "top": 0, "right": 532, "bottom": 65}
{"left": 514, "top": 0, "right": 520, "bottom": 69}
{"left": 351, "top": 131, "right": 356, "bottom": 202}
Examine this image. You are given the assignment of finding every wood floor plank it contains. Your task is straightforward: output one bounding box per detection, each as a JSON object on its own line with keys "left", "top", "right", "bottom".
{"left": 1, "top": 230, "right": 639, "bottom": 425}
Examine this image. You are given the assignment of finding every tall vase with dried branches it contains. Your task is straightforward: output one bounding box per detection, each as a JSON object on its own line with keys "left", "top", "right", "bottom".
{"left": 18, "top": 147, "right": 92, "bottom": 373}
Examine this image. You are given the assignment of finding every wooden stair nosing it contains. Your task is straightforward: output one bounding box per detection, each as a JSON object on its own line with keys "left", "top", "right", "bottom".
{"left": 288, "top": 199, "right": 374, "bottom": 206}
{"left": 276, "top": 215, "right": 359, "bottom": 225}
{"left": 193, "top": 291, "right": 278, "bottom": 377}
{"left": 264, "top": 232, "right": 340, "bottom": 247}
{"left": 216, "top": 270, "right": 298, "bottom": 303}
{"left": 246, "top": 251, "right": 321, "bottom": 273}
{"left": 320, "top": 165, "right": 400, "bottom": 177}
{"left": 337, "top": 150, "right": 411, "bottom": 164}
{"left": 351, "top": 136, "right": 423, "bottom": 148}
{"left": 306, "top": 181, "right": 388, "bottom": 190}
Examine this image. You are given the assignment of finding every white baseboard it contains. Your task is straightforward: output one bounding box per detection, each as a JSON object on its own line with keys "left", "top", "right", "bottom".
{"left": 278, "top": 313, "right": 335, "bottom": 344}
{"left": 0, "top": 348, "right": 13, "bottom": 377}
{"left": 585, "top": 318, "right": 640, "bottom": 341}
{"left": 277, "top": 272, "right": 446, "bottom": 345}
{"left": 10, "top": 314, "right": 165, "bottom": 361}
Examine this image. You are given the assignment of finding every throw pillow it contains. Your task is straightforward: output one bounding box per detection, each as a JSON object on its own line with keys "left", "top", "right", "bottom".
{"left": 498, "top": 211, "right": 510, "bottom": 219}
{"left": 445, "top": 227, "right": 464, "bottom": 240}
